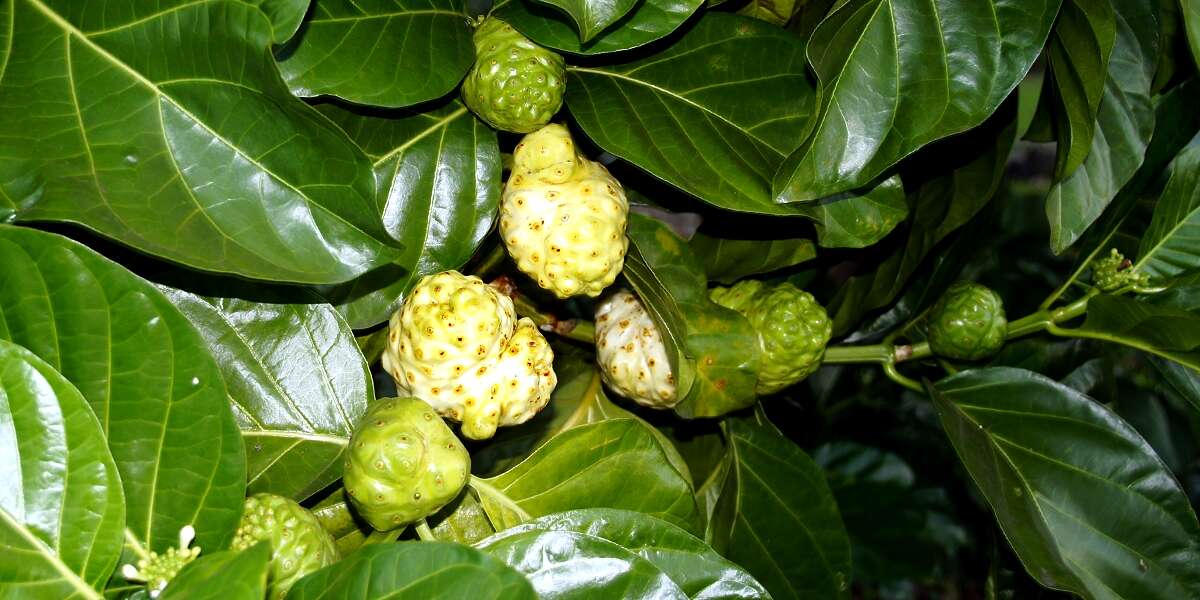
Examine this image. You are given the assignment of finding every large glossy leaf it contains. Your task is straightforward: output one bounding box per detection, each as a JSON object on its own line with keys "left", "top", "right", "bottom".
{"left": 773, "top": 0, "right": 1060, "bottom": 203}
{"left": 624, "top": 214, "right": 760, "bottom": 418}
{"left": 530, "top": 0, "right": 638, "bottom": 42}
{"left": 276, "top": 0, "right": 474, "bottom": 108}
{"left": 1045, "top": 0, "right": 1159, "bottom": 253}
{"left": 708, "top": 418, "right": 851, "bottom": 600}
{"left": 160, "top": 288, "right": 371, "bottom": 502}
{"left": 493, "top": 0, "right": 702, "bottom": 55}
{"left": 1057, "top": 294, "right": 1200, "bottom": 370}
{"left": 317, "top": 99, "right": 500, "bottom": 328}
{"left": 478, "top": 509, "right": 770, "bottom": 598}
{"left": 932, "top": 367, "right": 1200, "bottom": 599}
{"left": 159, "top": 543, "right": 270, "bottom": 600}
{"left": 1045, "top": 0, "right": 1116, "bottom": 179}
{"left": 0, "top": 0, "right": 401, "bottom": 284}
{"left": 288, "top": 542, "right": 536, "bottom": 599}
{"left": 474, "top": 419, "right": 703, "bottom": 535}
{"left": 481, "top": 530, "right": 687, "bottom": 599}
{"left": 0, "top": 226, "right": 244, "bottom": 554}
{"left": 1136, "top": 134, "right": 1200, "bottom": 282}
{"left": 0, "top": 340, "right": 123, "bottom": 597}
{"left": 1184, "top": 0, "right": 1200, "bottom": 66}
{"left": 792, "top": 175, "right": 907, "bottom": 248}
{"left": 566, "top": 14, "right": 816, "bottom": 214}
{"left": 689, "top": 232, "right": 815, "bottom": 285}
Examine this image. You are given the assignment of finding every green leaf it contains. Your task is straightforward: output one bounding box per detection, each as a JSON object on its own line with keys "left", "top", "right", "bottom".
{"left": 708, "top": 418, "right": 851, "bottom": 600}
{"left": 492, "top": 0, "right": 702, "bottom": 55}
{"left": 931, "top": 367, "right": 1200, "bottom": 599}
{"left": 565, "top": 14, "right": 816, "bottom": 214}
{"left": 1184, "top": 0, "right": 1200, "bottom": 67}
{"left": 1058, "top": 294, "right": 1200, "bottom": 370}
{"left": 1045, "top": 0, "right": 1116, "bottom": 179}
{"left": 530, "top": 0, "right": 638, "bottom": 42}
{"left": 0, "top": 340, "right": 122, "bottom": 598}
{"left": 624, "top": 214, "right": 760, "bottom": 418}
{"left": 474, "top": 419, "right": 703, "bottom": 535}
{"left": 430, "top": 492, "right": 499, "bottom": 546}
{"left": 0, "top": 226, "right": 244, "bottom": 555}
{"left": 1136, "top": 134, "right": 1200, "bottom": 282}
{"left": 689, "top": 231, "right": 816, "bottom": 285}
{"left": 289, "top": 542, "right": 536, "bottom": 599}
{"left": 0, "top": 0, "right": 401, "bottom": 284}
{"left": 792, "top": 175, "right": 907, "bottom": 249}
{"left": 276, "top": 0, "right": 474, "bottom": 108}
{"left": 480, "top": 530, "right": 687, "bottom": 599}
{"left": 1152, "top": 356, "right": 1200, "bottom": 415}
{"left": 316, "top": 100, "right": 501, "bottom": 328}
{"left": 309, "top": 490, "right": 369, "bottom": 557}
{"left": 159, "top": 544, "right": 270, "bottom": 600}
{"left": 773, "top": 0, "right": 1060, "bottom": 203}
{"left": 159, "top": 288, "right": 370, "bottom": 502}
{"left": 252, "top": 0, "right": 311, "bottom": 42}
{"left": 1045, "top": 0, "right": 1160, "bottom": 253}
{"left": 478, "top": 508, "right": 770, "bottom": 598}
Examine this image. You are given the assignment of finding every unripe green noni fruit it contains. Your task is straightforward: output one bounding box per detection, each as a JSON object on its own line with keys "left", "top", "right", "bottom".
{"left": 594, "top": 289, "right": 677, "bottom": 409}
{"left": 461, "top": 17, "right": 566, "bottom": 133}
{"left": 501, "top": 124, "right": 629, "bottom": 298}
{"left": 710, "top": 280, "right": 831, "bottom": 395}
{"left": 231, "top": 494, "right": 339, "bottom": 600}
{"left": 343, "top": 398, "right": 471, "bottom": 531}
{"left": 926, "top": 282, "right": 1007, "bottom": 361}
{"left": 1091, "top": 248, "right": 1148, "bottom": 292}
{"left": 381, "top": 270, "right": 557, "bottom": 440}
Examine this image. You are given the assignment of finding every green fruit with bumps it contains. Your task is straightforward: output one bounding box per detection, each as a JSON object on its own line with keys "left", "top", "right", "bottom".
{"left": 343, "top": 397, "right": 471, "bottom": 531}
{"left": 231, "top": 494, "right": 339, "bottom": 600}
{"left": 926, "top": 282, "right": 1007, "bottom": 360}
{"left": 1091, "top": 248, "right": 1148, "bottom": 292}
{"left": 710, "top": 279, "right": 832, "bottom": 395}
{"left": 461, "top": 17, "right": 566, "bottom": 133}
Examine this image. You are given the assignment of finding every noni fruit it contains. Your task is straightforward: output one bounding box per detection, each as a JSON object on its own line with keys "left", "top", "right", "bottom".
{"left": 594, "top": 289, "right": 677, "bottom": 408}
{"left": 1091, "top": 248, "right": 1148, "bottom": 292}
{"left": 501, "top": 124, "right": 629, "bottom": 298}
{"left": 926, "top": 282, "right": 1007, "bottom": 360}
{"left": 381, "top": 271, "right": 556, "bottom": 440}
{"left": 711, "top": 279, "right": 831, "bottom": 395}
{"left": 343, "top": 398, "right": 471, "bottom": 531}
{"left": 461, "top": 17, "right": 566, "bottom": 133}
{"left": 231, "top": 494, "right": 339, "bottom": 600}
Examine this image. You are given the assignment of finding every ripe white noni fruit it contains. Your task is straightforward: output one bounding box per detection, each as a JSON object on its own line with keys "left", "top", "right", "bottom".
{"left": 594, "top": 289, "right": 677, "bottom": 408}
{"left": 382, "top": 271, "right": 557, "bottom": 440}
{"left": 501, "top": 123, "right": 629, "bottom": 298}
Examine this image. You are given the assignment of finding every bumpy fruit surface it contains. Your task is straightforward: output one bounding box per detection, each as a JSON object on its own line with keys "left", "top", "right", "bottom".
{"left": 343, "top": 398, "right": 471, "bottom": 531}
{"left": 502, "top": 124, "right": 629, "bottom": 298}
{"left": 381, "top": 271, "right": 556, "bottom": 440}
{"left": 595, "top": 290, "right": 677, "bottom": 409}
{"left": 231, "top": 494, "right": 338, "bottom": 600}
{"left": 461, "top": 17, "right": 566, "bottom": 133}
{"left": 926, "top": 282, "right": 1007, "bottom": 361}
{"left": 1091, "top": 248, "right": 1148, "bottom": 292}
{"left": 711, "top": 280, "right": 831, "bottom": 395}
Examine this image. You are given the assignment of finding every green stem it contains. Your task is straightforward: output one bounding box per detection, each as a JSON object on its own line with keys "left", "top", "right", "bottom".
{"left": 414, "top": 519, "right": 437, "bottom": 542}
{"left": 821, "top": 344, "right": 892, "bottom": 364}
{"left": 363, "top": 528, "right": 402, "bottom": 545}
{"left": 510, "top": 294, "right": 596, "bottom": 344}
{"left": 882, "top": 362, "right": 924, "bottom": 393}
{"left": 471, "top": 243, "right": 508, "bottom": 280}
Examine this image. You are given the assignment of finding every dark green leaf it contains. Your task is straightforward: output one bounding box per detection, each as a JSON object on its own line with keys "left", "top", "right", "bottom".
{"left": 276, "top": 0, "right": 474, "bottom": 108}
{"left": 1046, "top": 0, "right": 1159, "bottom": 253}
{"left": 288, "top": 542, "right": 536, "bottom": 599}
{"left": 709, "top": 418, "right": 851, "bottom": 600}
{"left": 1062, "top": 294, "right": 1200, "bottom": 370}
{"left": 478, "top": 508, "right": 770, "bottom": 598}
{"left": 566, "top": 14, "right": 816, "bottom": 214}
{"left": 792, "top": 175, "right": 907, "bottom": 249}
{"left": 474, "top": 419, "right": 703, "bottom": 535}
{"left": 1136, "top": 134, "right": 1200, "bottom": 282}
{"left": 493, "top": 0, "right": 702, "bottom": 54}
{"left": 480, "top": 530, "right": 687, "bottom": 599}
{"left": 160, "top": 288, "right": 371, "bottom": 502}
{"left": 0, "top": 226, "right": 244, "bottom": 554}
{"left": 0, "top": 340, "right": 123, "bottom": 596}
{"left": 1184, "top": 0, "right": 1200, "bottom": 67}
{"left": 0, "top": 0, "right": 401, "bottom": 284}
{"left": 252, "top": 0, "right": 310, "bottom": 42}
{"left": 932, "top": 367, "right": 1200, "bottom": 599}
{"left": 1045, "top": 0, "right": 1116, "bottom": 179}
{"left": 1152, "top": 356, "right": 1200, "bottom": 415}
{"left": 530, "top": 0, "right": 638, "bottom": 41}
{"left": 689, "top": 232, "right": 816, "bottom": 285}
{"left": 316, "top": 100, "right": 500, "bottom": 328}
{"left": 160, "top": 544, "right": 270, "bottom": 600}
{"left": 773, "top": 0, "right": 1059, "bottom": 203}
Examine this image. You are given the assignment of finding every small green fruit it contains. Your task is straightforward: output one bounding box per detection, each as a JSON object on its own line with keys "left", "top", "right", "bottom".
{"left": 461, "top": 17, "right": 566, "bottom": 133}
{"left": 231, "top": 494, "right": 338, "bottom": 600}
{"left": 1091, "top": 248, "right": 1148, "bottom": 292}
{"left": 926, "top": 282, "right": 1007, "bottom": 361}
{"left": 343, "top": 398, "right": 471, "bottom": 531}
{"left": 710, "top": 280, "right": 831, "bottom": 395}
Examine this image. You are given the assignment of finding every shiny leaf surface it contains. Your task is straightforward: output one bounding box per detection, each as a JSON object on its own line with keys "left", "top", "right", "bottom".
{"left": 493, "top": 0, "right": 702, "bottom": 54}
{"left": 1060, "top": 295, "right": 1200, "bottom": 370}
{"left": 932, "top": 367, "right": 1200, "bottom": 599}
{"left": 1136, "top": 134, "right": 1200, "bottom": 282}
{"left": 792, "top": 175, "right": 907, "bottom": 249}
{"left": 159, "top": 544, "right": 270, "bottom": 600}
{"left": 1045, "top": 0, "right": 1116, "bottom": 179}
{"left": 530, "top": 0, "right": 638, "bottom": 41}
{"left": 689, "top": 231, "right": 816, "bottom": 285}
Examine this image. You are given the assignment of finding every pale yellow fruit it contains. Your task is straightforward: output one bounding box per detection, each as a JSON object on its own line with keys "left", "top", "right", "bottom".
{"left": 594, "top": 290, "right": 677, "bottom": 409}
{"left": 501, "top": 124, "right": 629, "bottom": 298}
{"left": 382, "top": 271, "right": 557, "bottom": 440}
